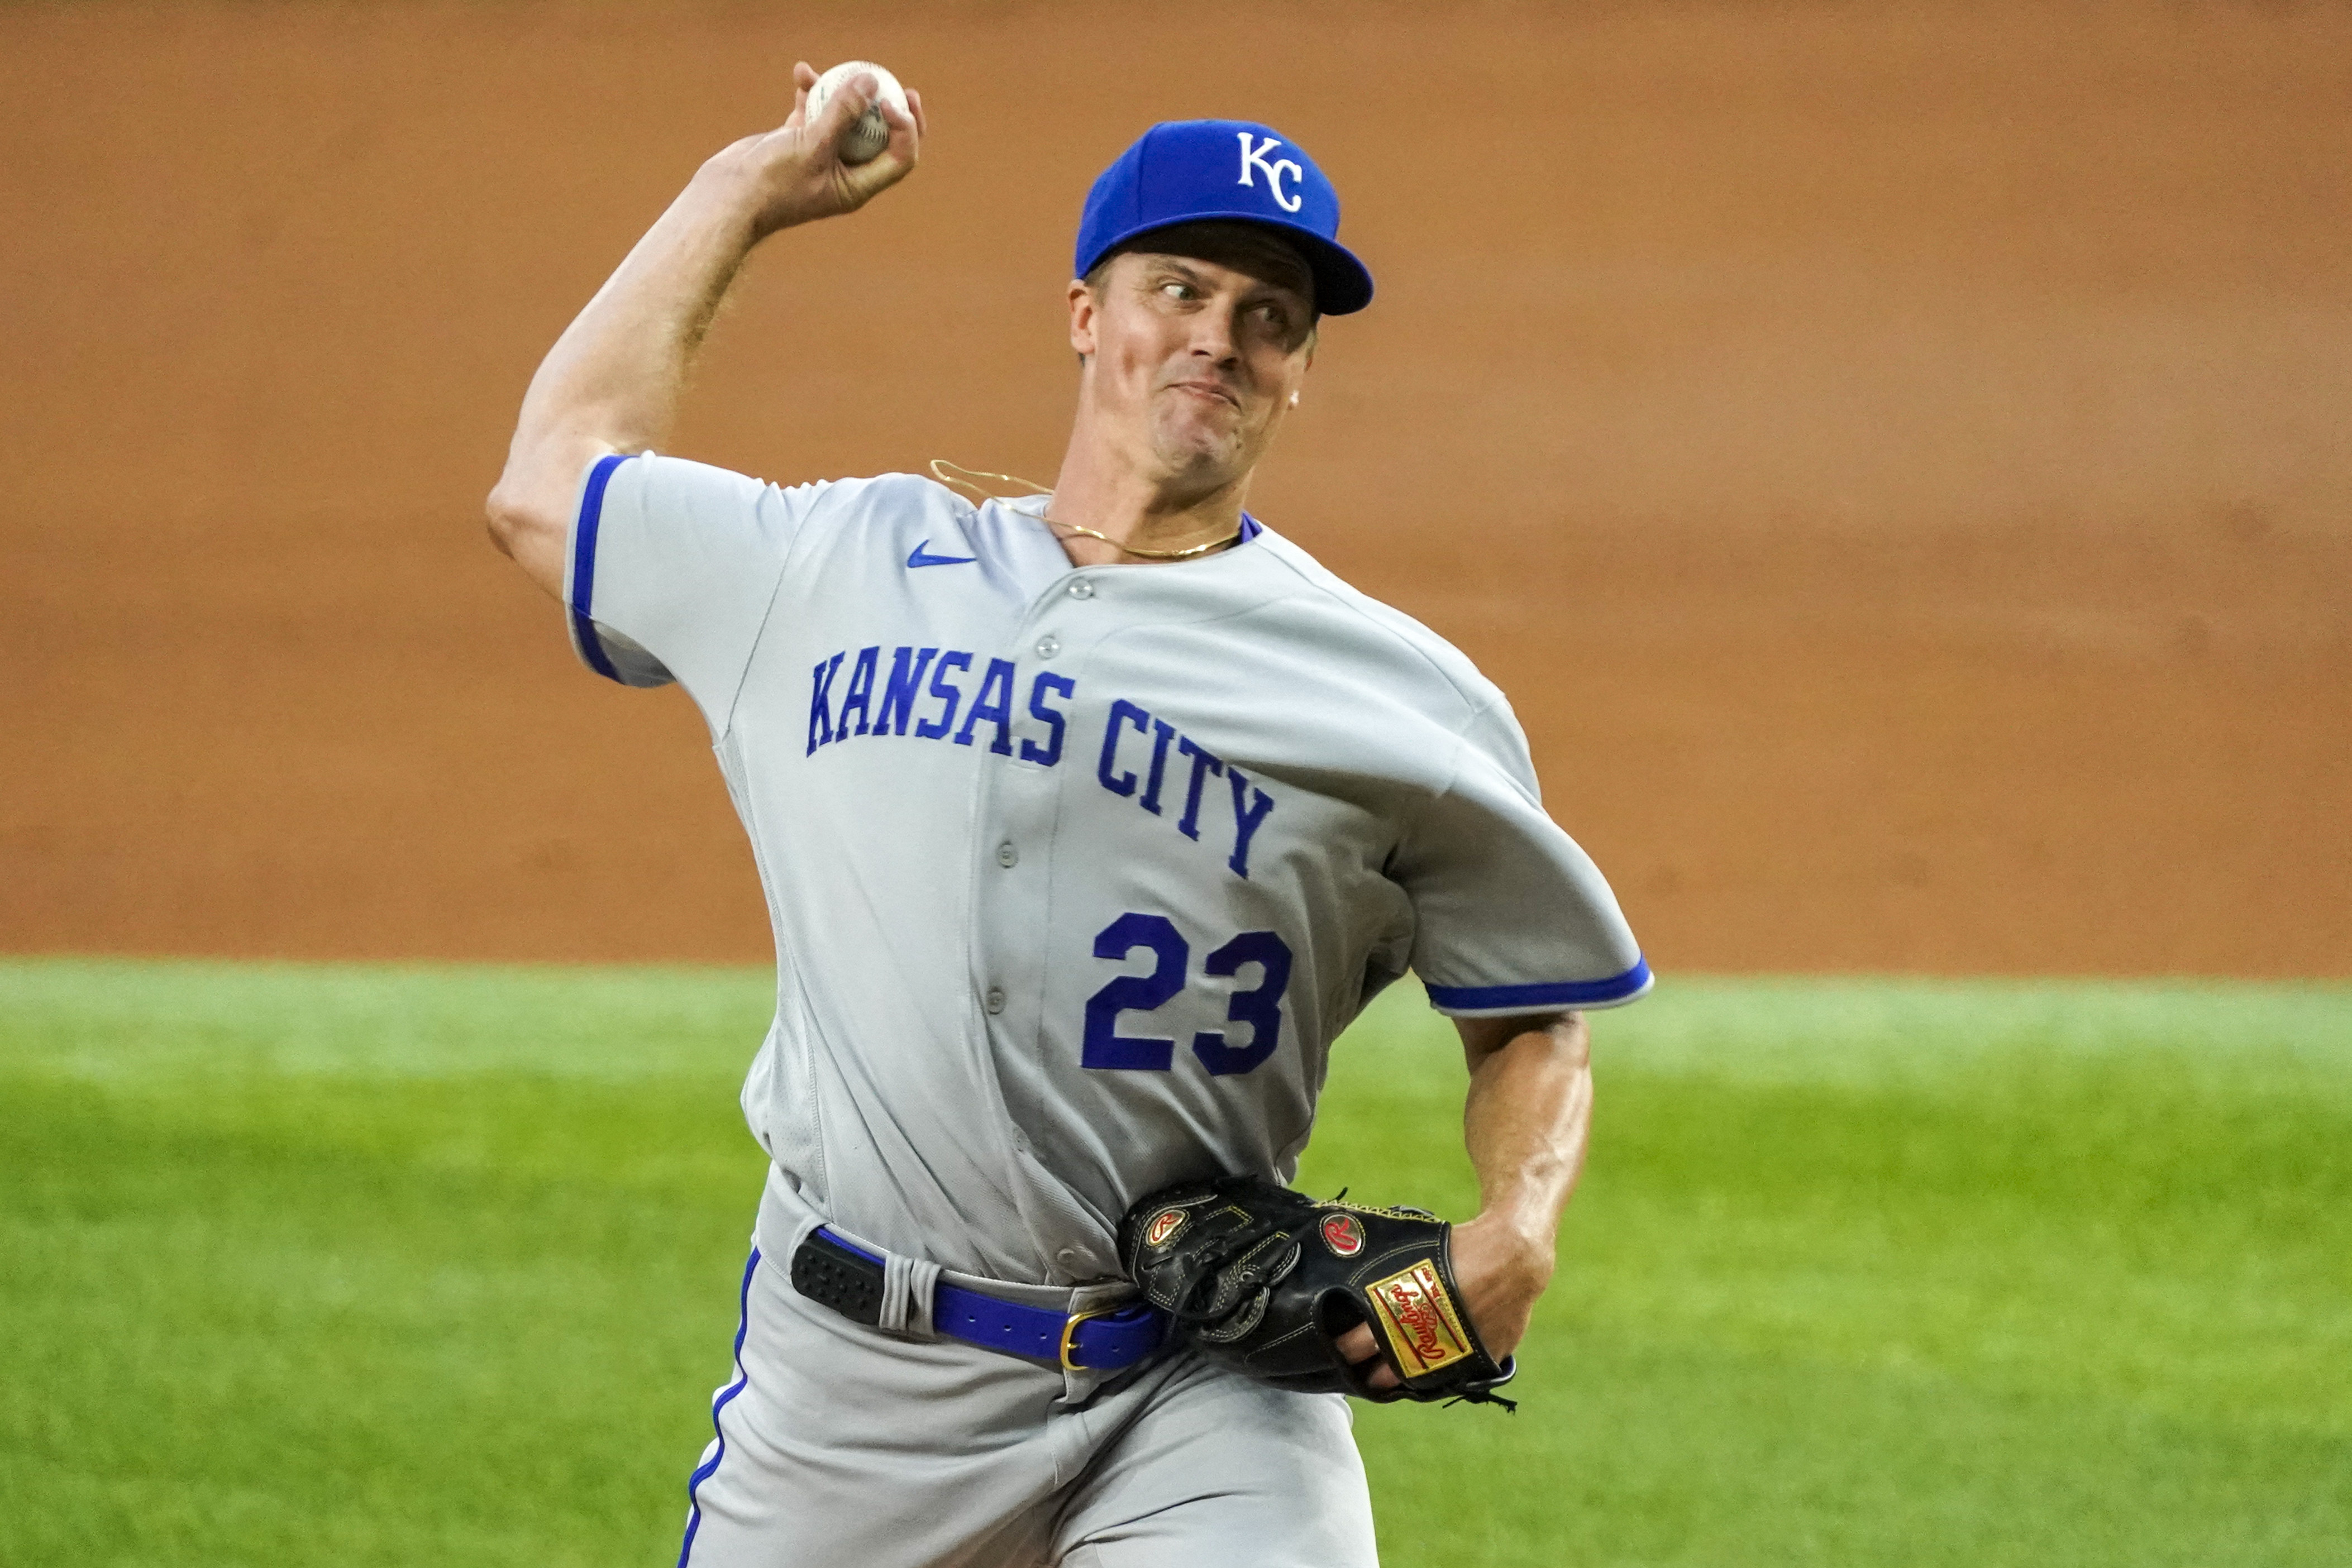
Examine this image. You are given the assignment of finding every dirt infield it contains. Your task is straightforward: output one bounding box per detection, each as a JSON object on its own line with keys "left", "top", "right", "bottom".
{"left": 4, "top": 2, "right": 2345, "bottom": 974}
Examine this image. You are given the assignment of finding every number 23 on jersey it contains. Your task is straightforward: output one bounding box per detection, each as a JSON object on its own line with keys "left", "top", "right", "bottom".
{"left": 1082, "top": 912, "right": 1293, "bottom": 1077}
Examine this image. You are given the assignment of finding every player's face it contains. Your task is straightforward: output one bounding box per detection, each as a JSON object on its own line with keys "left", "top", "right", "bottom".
{"left": 1071, "top": 233, "right": 1316, "bottom": 490}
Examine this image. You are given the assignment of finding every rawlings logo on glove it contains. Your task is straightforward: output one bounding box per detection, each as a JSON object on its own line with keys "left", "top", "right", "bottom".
{"left": 1117, "top": 1174, "right": 1518, "bottom": 1409}
{"left": 1366, "top": 1260, "right": 1475, "bottom": 1376}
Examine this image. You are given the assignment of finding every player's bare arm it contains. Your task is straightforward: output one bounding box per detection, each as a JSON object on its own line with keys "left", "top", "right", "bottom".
{"left": 1334, "top": 1010, "right": 1592, "bottom": 1390}
{"left": 485, "top": 62, "right": 924, "bottom": 597}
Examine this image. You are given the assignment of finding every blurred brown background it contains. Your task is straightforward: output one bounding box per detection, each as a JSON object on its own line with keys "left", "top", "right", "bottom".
{"left": 3, "top": 1, "right": 2345, "bottom": 974}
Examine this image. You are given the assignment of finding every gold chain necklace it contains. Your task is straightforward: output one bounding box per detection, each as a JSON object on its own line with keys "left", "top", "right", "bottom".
{"left": 928, "top": 460, "right": 1243, "bottom": 562}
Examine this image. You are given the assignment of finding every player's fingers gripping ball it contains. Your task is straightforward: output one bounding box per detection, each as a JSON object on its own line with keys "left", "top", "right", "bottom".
{"left": 1119, "top": 1174, "right": 1518, "bottom": 1408}
{"left": 804, "top": 60, "right": 909, "bottom": 165}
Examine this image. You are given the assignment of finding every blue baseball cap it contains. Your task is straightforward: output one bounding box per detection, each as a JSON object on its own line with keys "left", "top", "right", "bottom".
{"left": 1074, "top": 119, "right": 1374, "bottom": 315}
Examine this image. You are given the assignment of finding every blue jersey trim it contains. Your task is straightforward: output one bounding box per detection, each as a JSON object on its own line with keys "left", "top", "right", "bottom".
{"left": 570, "top": 452, "right": 629, "bottom": 684}
{"left": 1424, "top": 957, "right": 1653, "bottom": 1012}
{"left": 1239, "top": 513, "right": 1263, "bottom": 543}
{"left": 676, "top": 1245, "right": 761, "bottom": 1567}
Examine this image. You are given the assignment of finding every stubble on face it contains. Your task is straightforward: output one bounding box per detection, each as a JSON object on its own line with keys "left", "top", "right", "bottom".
{"left": 1088, "top": 224, "right": 1318, "bottom": 491}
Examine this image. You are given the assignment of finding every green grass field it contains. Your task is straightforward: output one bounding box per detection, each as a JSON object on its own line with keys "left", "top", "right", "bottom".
{"left": 3, "top": 959, "right": 2346, "bottom": 1566}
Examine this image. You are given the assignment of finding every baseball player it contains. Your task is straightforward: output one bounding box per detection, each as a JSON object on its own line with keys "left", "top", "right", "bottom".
{"left": 488, "top": 62, "right": 1649, "bottom": 1567}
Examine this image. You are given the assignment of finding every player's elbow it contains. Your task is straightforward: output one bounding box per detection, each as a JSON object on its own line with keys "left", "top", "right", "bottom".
{"left": 482, "top": 471, "right": 575, "bottom": 604}
{"left": 483, "top": 484, "right": 519, "bottom": 558}
{"left": 484, "top": 474, "right": 551, "bottom": 561}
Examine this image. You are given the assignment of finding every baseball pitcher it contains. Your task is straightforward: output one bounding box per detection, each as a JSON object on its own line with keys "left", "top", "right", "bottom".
{"left": 488, "top": 62, "right": 1650, "bottom": 1568}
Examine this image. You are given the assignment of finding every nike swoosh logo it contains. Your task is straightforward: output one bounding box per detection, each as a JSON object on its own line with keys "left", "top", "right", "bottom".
{"left": 907, "top": 539, "right": 978, "bottom": 568}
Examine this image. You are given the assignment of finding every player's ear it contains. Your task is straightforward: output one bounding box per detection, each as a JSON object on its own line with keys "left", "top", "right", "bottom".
{"left": 1068, "top": 279, "right": 1098, "bottom": 360}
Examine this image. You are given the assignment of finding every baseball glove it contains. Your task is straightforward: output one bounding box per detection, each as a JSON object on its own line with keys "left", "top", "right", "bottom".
{"left": 1117, "top": 1174, "right": 1518, "bottom": 1409}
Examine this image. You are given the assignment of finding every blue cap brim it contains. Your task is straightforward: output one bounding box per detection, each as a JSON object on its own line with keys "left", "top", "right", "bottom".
{"left": 1081, "top": 213, "right": 1374, "bottom": 317}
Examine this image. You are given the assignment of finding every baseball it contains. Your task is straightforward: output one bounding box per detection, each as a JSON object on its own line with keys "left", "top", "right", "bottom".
{"left": 805, "top": 60, "right": 908, "bottom": 166}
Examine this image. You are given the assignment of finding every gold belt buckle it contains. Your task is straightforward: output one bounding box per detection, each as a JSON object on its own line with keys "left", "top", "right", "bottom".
{"left": 1058, "top": 1303, "right": 1122, "bottom": 1372}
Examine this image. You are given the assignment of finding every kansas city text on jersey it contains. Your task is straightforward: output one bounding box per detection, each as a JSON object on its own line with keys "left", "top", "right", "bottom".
{"left": 805, "top": 642, "right": 1276, "bottom": 879}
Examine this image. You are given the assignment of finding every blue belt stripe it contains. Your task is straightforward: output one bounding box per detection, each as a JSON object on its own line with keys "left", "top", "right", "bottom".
{"left": 815, "top": 1227, "right": 1166, "bottom": 1371}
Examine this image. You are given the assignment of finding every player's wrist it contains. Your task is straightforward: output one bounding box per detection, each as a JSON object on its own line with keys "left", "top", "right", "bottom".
{"left": 1458, "top": 1209, "right": 1558, "bottom": 1288}
{"left": 689, "top": 142, "right": 811, "bottom": 241}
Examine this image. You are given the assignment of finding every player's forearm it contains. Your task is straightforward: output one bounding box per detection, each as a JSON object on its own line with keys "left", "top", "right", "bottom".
{"left": 486, "top": 156, "right": 774, "bottom": 594}
{"left": 488, "top": 73, "right": 920, "bottom": 597}
{"left": 1461, "top": 1012, "right": 1593, "bottom": 1256}
{"left": 526, "top": 165, "right": 767, "bottom": 456}
{"left": 1370, "top": 1011, "right": 1591, "bottom": 1373}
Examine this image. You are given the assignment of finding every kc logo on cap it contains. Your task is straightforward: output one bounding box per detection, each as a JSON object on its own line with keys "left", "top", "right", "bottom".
{"left": 1072, "top": 118, "right": 1376, "bottom": 315}
{"left": 1237, "top": 133, "right": 1305, "bottom": 213}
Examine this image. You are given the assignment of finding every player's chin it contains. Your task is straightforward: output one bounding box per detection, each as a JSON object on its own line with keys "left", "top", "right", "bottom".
{"left": 1151, "top": 409, "right": 1258, "bottom": 476}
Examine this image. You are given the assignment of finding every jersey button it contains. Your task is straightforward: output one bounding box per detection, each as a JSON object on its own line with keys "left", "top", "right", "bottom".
{"left": 996, "top": 841, "right": 1018, "bottom": 868}
{"left": 1034, "top": 634, "right": 1062, "bottom": 659}
{"left": 1066, "top": 580, "right": 1095, "bottom": 600}
{"left": 985, "top": 987, "right": 1006, "bottom": 1015}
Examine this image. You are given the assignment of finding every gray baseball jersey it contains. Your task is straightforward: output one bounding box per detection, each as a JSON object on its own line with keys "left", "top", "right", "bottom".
{"left": 565, "top": 452, "right": 1649, "bottom": 1286}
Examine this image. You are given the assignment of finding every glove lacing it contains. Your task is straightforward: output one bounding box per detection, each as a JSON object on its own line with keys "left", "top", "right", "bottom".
{"left": 1160, "top": 1211, "right": 1315, "bottom": 1325}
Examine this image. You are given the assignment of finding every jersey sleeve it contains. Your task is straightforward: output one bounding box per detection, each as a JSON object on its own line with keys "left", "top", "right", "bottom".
{"left": 1395, "top": 701, "right": 1652, "bottom": 1017}
{"left": 562, "top": 451, "right": 827, "bottom": 723}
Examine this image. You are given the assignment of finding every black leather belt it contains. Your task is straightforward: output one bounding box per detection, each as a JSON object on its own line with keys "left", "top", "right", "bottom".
{"left": 790, "top": 1227, "right": 1168, "bottom": 1372}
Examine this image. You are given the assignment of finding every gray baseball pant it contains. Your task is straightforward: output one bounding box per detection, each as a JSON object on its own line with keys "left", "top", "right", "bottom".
{"left": 674, "top": 1242, "right": 1378, "bottom": 1567}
